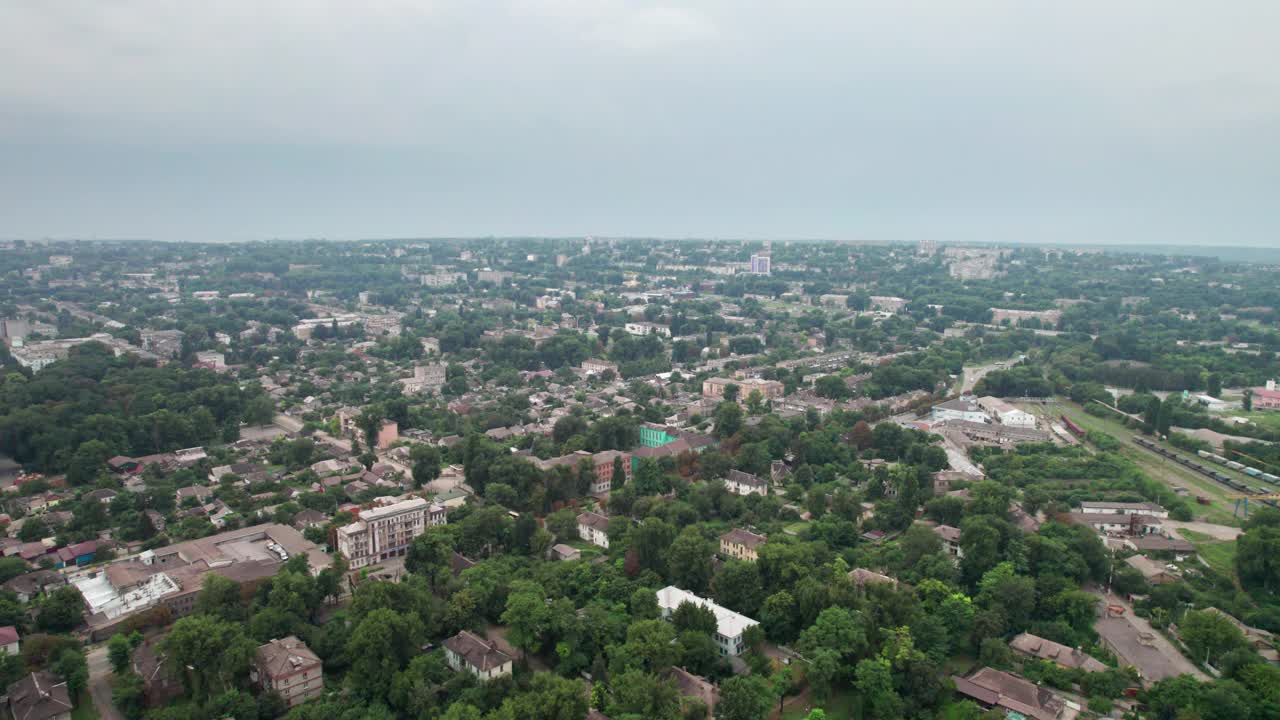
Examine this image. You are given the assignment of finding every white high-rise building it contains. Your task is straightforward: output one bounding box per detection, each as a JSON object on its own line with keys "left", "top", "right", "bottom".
{"left": 336, "top": 498, "right": 446, "bottom": 569}
{"left": 749, "top": 254, "right": 771, "bottom": 275}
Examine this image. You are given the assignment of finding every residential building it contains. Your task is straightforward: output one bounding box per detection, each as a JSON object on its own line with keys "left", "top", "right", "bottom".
{"left": 934, "top": 525, "right": 963, "bottom": 559}
{"left": 656, "top": 586, "right": 759, "bottom": 656}
{"left": 589, "top": 450, "right": 630, "bottom": 493}
{"left": 848, "top": 568, "right": 899, "bottom": 589}
{"left": 581, "top": 359, "right": 619, "bottom": 376}
{"left": 401, "top": 364, "right": 447, "bottom": 394}
{"left": 0, "top": 626, "right": 18, "bottom": 655}
{"left": 1125, "top": 554, "right": 1179, "bottom": 585}
{"left": 376, "top": 420, "right": 400, "bottom": 450}
{"left": 702, "top": 377, "right": 784, "bottom": 401}
{"left": 253, "top": 636, "right": 323, "bottom": 708}
{"left": 749, "top": 254, "right": 771, "bottom": 275}
{"left": 7, "top": 671, "right": 72, "bottom": 720}
{"left": 1009, "top": 632, "right": 1107, "bottom": 672}
{"left": 1070, "top": 512, "right": 1162, "bottom": 536}
{"left": 724, "top": 469, "right": 767, "bottom": 497}
{"left": 623, "top": 321, "right": 671, "bottom": 337}
{"left": 719, "top": 528, "right": 767, "bottom": 561}
{"left": 131, "top": 637, "right": 183, "bottom": 709}
{"left": 577, "top": 511, "right": 610, "bottom": 549}
{"left": 335, "top": 497, "right": 444, "bottom": 569}
{"left": 951, "top": 667, "right": 1066, "bottom": 720}
{"left": 443, "top": 631, "right": 513, "bottom": 681}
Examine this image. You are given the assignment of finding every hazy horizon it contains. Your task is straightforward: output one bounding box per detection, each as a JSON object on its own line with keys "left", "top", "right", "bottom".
{"left": 3, "top": 2, "right": 1279, "bottom": 247}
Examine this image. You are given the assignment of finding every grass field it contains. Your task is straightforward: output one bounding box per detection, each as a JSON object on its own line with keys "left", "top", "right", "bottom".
{"left": 782, "top": 690, "right": 858, "bottom": 719}
{"left": 71, "top": 691, "right": 99, "bottom": 720}
{"left": 1179, "top": 529, "right": 1238, "bottom": 577}
{"left": 1053, "top": 402, "right": 1241, "bottom": 526}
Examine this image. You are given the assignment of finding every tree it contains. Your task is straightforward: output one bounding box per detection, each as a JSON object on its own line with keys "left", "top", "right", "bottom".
{"left": 1207, "top": 374, "right": 1222, "bottom": 398}
{"left": 67, "top": 439, "right": 111, "bottom": 486}
{"left": 849, "top": 420, "right": 873, "bottom": 450}
{"left": 1236, "top": 510, "right": 1280, "bottom": 594}
{"left": 716, "top": 675, "right": 772, "bottom": 720}
{"left": 760, "top": 591, "right": 798, "bottom": 643}
{"left": 712, "top": 561, "right": 764, "bottom": 616}
{"left": 1180, "top": 610, "right": 1248, "bottom": 667}
{"left": 51, "top": 648, "right": 88, "bottom": 698}
{"left": 161, "top": 615, "right": 256, "bottom": 701}
{"left": 37, "top": 587, "right": 85, "bottom": 632}
{"left": 606, "top": 670, "right": 681, "bottom": 720}
{"left": 667, "top": 528, "right": 714, "bottom": 593}
{"left": 798, "top": 607, "right": 868, "bottom": 662}
{"left": 410, "top": 444, "right": 442, "bottom": 488}
{"left": 671, "top": 601, "right": 718, "bottom": 635}
{"left": 806, "top": 648, "right": 840, "bottom": 703}
{"left": 346, "top": 608, "right": 424, "bottom": 701}
{"left": 502, "top": 581, "right": 550, "bottom": 660}
{"left": 714, "top": 401, "right": 743, "bottom": 439}
{"left": 196, "top": 573, "right": 245, "bottom": 622}
{"left": 108, "top": 633, "right": 133, "bottom": 674}
{"left": 854, "top": 657, "right": 902, "bottom": 719}
{"left": 611, "top": 456, "right": 626, "bottom": 489}
{"left": 113, "top": 672, "right": 146, "bottom": 720}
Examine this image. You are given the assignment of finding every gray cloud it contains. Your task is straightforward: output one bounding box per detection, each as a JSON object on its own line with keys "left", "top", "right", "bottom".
{"left": 1, "top": 1, "right": 1277, "bottom": 244}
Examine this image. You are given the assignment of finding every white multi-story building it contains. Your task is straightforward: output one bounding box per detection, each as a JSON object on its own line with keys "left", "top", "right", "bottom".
{"left": 401, "top": 364, "right": 447, "bottom": 394}
{"left": 976, "top": 396, "right": 1036, "bottom": 428}
{"left": 577, "top": 511, "right": 610, "bottom": 548}
{"left": 656, "top": 586, "right": 759, "bottom": 656}
{"left": 749, "top": 254, "right": 771, "bottom": 275}
{"left": 335, "top": 498, "right": 446, "bottom": 569}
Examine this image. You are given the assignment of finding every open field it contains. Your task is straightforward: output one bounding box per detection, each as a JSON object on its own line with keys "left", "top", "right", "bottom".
{"left": 1049, "top": 402, "right": 1242, "bottom": 526}
{"left": 1179, "top": 529, "right": 1238, "bottom": 577}
{"left": 782, "top": 689, "right": 857, "bottom": 719}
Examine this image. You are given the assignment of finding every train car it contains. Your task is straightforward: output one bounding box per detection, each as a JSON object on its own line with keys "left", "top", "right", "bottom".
{"left": 1226, "top": 461, "right": 1245, "bottom": 471}
{"left": 1197, "top": 450, "right": 1212, "bottom": 459}
{"left": 1245, "top": 467, "right": 1262, "bottom": 478}
{"left": 1261, "top": 473, "right": 1279, "bottom": 483}
{"left": 1060, "top": 415, "right": 1084, "bottom": 438}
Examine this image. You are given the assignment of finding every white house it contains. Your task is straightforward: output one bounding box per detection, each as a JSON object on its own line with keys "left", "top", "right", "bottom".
{"left": 577, "top": 511, "right": 610, "bottom": 549}
{"left": 724, "top": 469, "right": 768, "bottom": 497}
{"left": 1076, "top": 501, "right": 1168, "bottom": 519}
{"left": 443, "top": 631, "right": 513, "bottom": 681}
{"left": 656, "top": 586, "right": 759, "bottom": 656}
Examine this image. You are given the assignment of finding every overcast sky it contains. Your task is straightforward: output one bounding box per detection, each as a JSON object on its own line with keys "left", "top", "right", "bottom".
{"left": 2, "top": 1, "right": 1278, "bottom": 245}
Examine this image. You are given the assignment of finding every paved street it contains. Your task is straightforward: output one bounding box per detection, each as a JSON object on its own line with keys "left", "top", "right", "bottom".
{"left": 86, "top": 644, "right": 124, "bottom": 720}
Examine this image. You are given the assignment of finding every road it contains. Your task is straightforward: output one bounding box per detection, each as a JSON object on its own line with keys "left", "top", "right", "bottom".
{"left": 1090, "top": 589, "right": 1207, "bottom": 685}
{"left": 957, "top": 359, "right": 1015, "bottom": 395}
{"left": 87, "top": 645, "right": 124, "bottom": 720}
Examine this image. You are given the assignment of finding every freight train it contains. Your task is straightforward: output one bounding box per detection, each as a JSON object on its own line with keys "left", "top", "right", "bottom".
{"left": 1130, "top": 436, "right": 1278, "bottom": 508}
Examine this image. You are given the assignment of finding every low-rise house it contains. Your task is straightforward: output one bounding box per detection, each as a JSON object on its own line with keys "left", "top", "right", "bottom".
{"left": 934, "top": 525, "right": 963, "bottom": 559}
{"left": 724, "top": 469, "right": 767, "bottom": 497}
{"left": 253, "top": 636, "right": 323, "bottom": 708}
{"left": 7, "top": 671, "right": 73, "bottom": 720}
{"left": 443, "top": 631, "right": 513, "bottom": 681}
{"left": 1070, "top": 512, "right": 1162, "bottom": 536}
{"left": 577, "top": 511, "right": 610, "bottom": 549}
{"left": 848, "top": 568, "right": 899, "bottom": 589}
{"left": 3, "top": 570, "right": 65, "bottom": 603}
{"left": 667, "top": 666, "right": 718, "bottom": 718}
{"left": 1125, "top": 554, "right": 1179, "bottom": 585}
{"left": 175, "top": 485, "right": 213, "bottom": 505}
{"left": 131, "top": 637, "right": 183, "bottom": 708}
{"left": 0, "top": 625, "right": 19, "bottom": 655}
{"left": 719, "top": 528, "right": 766, "bottom": 561}
{"left": 550, "top": 544, "right": 581, "bottom": 562}
{"left": 292, "top": 509, "right": 327, "bottom": 530}
{"left": 951, "top": 667, "right": 1066, "bottom": 720}
{"left": 1009, "top": 632, "right": 1107, "bottom": 672}
{"left": 55, "top": 541, "right": 98, "bottom": 568}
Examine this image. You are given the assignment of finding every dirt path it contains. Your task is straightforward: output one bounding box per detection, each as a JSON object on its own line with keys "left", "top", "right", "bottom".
{"left": 86, "top": 644, "right": 124, "bottom": 720}
{"left": 1165, "top": 520, "right": 1243, "bottom": 541}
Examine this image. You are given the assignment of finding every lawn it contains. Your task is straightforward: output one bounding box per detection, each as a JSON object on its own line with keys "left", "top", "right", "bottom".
{"left": 1180, "top": 529, "right": 1238, "bottom": 577}
{"left": 782, "top": 689, "right": 858, "bottom": 719}
{"left": 783, "top": 521, "right": 810, "bottom": 536}
{"left": 71, "top": 690, "right": 99, "bottom": 720}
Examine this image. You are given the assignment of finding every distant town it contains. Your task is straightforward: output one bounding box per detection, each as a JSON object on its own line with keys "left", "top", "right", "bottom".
{"left": 0, "top": 237, "right": 1276, "bottom": 720}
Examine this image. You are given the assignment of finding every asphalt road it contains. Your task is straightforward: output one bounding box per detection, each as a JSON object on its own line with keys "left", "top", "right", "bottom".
{"left": 86, "top": 644, "right": 124, "bottom": 720}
